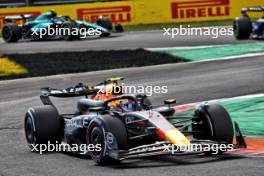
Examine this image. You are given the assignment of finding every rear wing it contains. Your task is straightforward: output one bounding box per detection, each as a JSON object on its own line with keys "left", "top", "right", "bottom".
{"left": 39, "top": 77, "right": 124, "bottom": 105}
{"left": 4, "top": 14, "right": 35, "bottom": 24}
{"left": 40, "top": 77, "right": 124, "bottom": 98}
{"left": 5, "top": 14, "right": 33, "bottom": 20}
{"left": 40, "top": 86, "right": 96, "bottom": 98}
{"left": 242, "top": 6, "right": 264, "bottom": 13}
{"left": 40, "top": 86, "right": 96, "bottom": 106}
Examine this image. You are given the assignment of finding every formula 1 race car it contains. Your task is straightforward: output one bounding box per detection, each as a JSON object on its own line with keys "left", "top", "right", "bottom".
{"left": 233, "top": 7, "right": 264, "bottom": 39}
{"left": 2, "top": 10, "right": 124, "bottom": 43}
{"left": 24, "top": 77, "right": 246, "bottom": 164}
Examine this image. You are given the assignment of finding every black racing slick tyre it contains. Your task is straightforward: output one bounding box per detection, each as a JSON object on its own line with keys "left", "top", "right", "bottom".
{"left": 115, "top": 24, "right": 124, "bottom": 32}
{"left": 2, "top": 23, "right": 22, "bottom": 43}
{"left": 193, "top": 104, "right": 234, "bottom": 143}
{"left": 87, "top": 115, "right": 128, "bottom": 165}
{"left": 62, "top": 21, "right": 77, "bottom": 41}
{"left": 192, "top": 104, "right": 234, "bottom": 154}
{"left": 24, "top": 105, "right": 63, "bottom": 152}
{"left": 96, "top": 17, "right": 113, "bottom": 31}
{"left": 233, "top": 17, "right": 252, "bottom": 39}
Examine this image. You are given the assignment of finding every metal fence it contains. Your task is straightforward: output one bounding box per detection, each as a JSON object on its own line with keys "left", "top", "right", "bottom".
{"left": 0, "top": 0, "right": 114, "bottom": 7}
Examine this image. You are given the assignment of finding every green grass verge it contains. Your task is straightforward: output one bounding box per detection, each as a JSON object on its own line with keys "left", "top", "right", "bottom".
{"left": 150, "top": 43, "right": 264, "bottom": 62}
{"left": 172, "top": 96, "right": 264, "bottom": 137}
{"left": 124, "top": 19, "right": 233, "bottom": 32}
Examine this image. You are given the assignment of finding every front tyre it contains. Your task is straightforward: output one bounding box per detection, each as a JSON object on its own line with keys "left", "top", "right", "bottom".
{"left": 115, "top": 24, "right": 124, "bottom": 32}
{"left": 192, "top": 104, "right": 234, "bottom": 154}
{"left": 87, "top": 115, "right": 128, "bottom": 165}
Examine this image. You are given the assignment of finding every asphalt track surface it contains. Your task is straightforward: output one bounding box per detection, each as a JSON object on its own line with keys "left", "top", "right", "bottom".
{"left": 0, "top": 29, "right": 258, "bottom": 54}
{"left": 0, "top": 29, "right": 264, "bottom": 175}
{"left": 1, "top": 55, "right": 264, "bottom": 176}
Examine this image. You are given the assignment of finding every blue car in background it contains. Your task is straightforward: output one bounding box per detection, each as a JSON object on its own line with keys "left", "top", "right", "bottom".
{"left": 233, "top": 6, "right": 264, "bottom": 39}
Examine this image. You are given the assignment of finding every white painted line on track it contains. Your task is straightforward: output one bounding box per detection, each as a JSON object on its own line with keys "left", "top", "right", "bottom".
{"left": 201, "top": 52, "right": 264, "bottom": 62}
{"left": 146, "top": 45, "right": 222, "bottom": 51}
{"left": 146, "top": 43, "right": 264, "bottom": 63}
{"left": 176, "top": 93, "right": 264, "bottom": 107}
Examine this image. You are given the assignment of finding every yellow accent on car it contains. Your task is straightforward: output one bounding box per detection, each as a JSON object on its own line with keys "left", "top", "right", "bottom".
{"left": 165, "top": 129, "right": 190, "bottom": 146}
{"left": 105, "top": 77, "right": 124, "bottom": 82}
{"left": 0, "top": 57, "right": 28, "bottom": 77}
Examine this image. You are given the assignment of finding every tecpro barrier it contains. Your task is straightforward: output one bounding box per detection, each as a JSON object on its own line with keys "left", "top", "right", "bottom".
{"left": 0, "top": 0, "right": 263, "bottom": 29}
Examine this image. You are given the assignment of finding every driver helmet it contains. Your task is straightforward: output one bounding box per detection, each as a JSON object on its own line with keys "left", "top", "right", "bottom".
{"left": 49, "top": 9, "right": 57, "bottom": 18}
{"left": 117, "top": 99, "right": 136, "bottom": 112}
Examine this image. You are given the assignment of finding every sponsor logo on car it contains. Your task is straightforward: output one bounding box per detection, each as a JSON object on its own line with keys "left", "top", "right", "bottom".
{"left": 171, "top": 0, "right": 230, "bottom": 19}
{"left": 77, "top": 5, "right": 132, "bottom": 23}
{"left": 0, "top": 11, "right": 40, "bottom": 29}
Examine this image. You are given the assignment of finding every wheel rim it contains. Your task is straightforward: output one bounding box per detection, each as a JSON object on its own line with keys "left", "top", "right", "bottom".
{"left": 25, "top": 116, "right": 36, "bottom": 145}
{"left": 92, "top": 127, "right": 103, "bottom": 155}
{"left": 87, "top": 123, "right": 105, "bottom": 158}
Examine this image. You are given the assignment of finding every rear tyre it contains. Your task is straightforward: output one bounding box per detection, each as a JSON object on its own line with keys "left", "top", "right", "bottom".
{"left": 2, "top": 23, "right": 22, "bottom": 43}
{"left": 62, "top": 21, "right": 77, "bottom": 41}
{"left": 24, "top": 105, "right": 63, "bottom": 152}
{"left": 87, "top": 115, "right": 128, "bottom": 165}
{"left": 233, "top": 17, "right": 252, "bottom": 39}
{"left": 192, "top": 104, "right": 234, "bottom": 154}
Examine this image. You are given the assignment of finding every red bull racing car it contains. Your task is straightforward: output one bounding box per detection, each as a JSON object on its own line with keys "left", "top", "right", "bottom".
{"left": 24, "top": 77, "right": 246, "bottom": 164}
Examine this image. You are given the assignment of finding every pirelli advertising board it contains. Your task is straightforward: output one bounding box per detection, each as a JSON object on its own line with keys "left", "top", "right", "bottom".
{"left": 0, "top": 0, "right": 263, "bottom": 29}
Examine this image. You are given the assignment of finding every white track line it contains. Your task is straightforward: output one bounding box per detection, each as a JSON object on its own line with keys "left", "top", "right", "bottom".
{"left": 176, "top": 93, "right": 264, "bottom": 107}
{"left": 200, "top": 52, "right": 264, "bottom": 62}
{"left": 146, "top": 45, "right": 221, "bottom": 51}
{"left": 146, "top": 44, "right": 264, "bottom": 62}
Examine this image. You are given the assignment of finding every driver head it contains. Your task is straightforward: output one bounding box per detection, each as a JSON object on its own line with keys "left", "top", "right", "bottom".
{"left": 49, "top": 9, "right": 57, "bottom": 18}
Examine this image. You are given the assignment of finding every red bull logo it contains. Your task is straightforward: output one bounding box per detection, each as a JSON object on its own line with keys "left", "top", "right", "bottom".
{"left": 77, "top": 6, "right": 132, "bottom": 23}
{"left": 171, "top": 0, "right": 230, "bottom": 19}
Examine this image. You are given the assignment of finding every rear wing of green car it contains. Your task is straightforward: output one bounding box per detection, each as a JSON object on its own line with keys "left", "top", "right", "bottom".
{"left": 4, "top": 14, "right": 35, "bottom": 24}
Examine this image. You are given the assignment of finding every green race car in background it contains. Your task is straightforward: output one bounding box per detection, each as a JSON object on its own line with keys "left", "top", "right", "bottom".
{"left": 2, "top": 10, "right": 124, "bottom": 42}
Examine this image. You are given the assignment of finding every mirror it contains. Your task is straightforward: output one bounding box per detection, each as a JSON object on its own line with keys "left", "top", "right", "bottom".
{"left": 164, "top": 99, "right": 176, "bottom": 105}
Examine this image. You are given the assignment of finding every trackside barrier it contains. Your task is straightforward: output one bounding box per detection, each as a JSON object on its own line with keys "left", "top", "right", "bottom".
{"left": 0, "top": 0, "right": 263, "bottom": 29}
